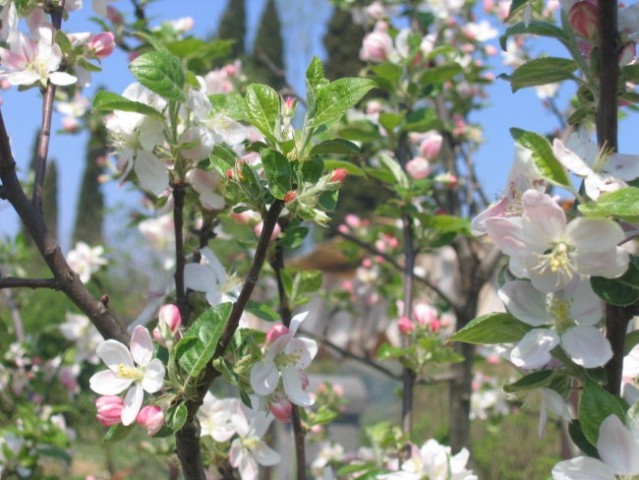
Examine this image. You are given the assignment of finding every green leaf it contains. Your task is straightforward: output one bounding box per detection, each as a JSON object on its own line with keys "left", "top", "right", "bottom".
{"left": 370, "top": 63, "right": 403, "bottom": 83}
{"left": 579, "top": 380, "right": 628, "bottom": 446}
{"left": 379, "top": 112, "right": 405, "bottom": 132}
{"left": 278, "top": 224, "right": 310, "bottom": 249}
{"left": 622, "top": 64, "right": 639, "bottom": 83}
{"left": 262, "top": 149, "right": 292, "bottom": 199}
{"left": 306, "top": 56, "right": 328, "bottom": 93}
{"left": 503, "top": 57, "right": 578, "bottom": 93}
{"left": 568, "top": 420, "right": 599, "bottom": 458}
{"left": 245, "top": 84, "right": 280, "bottom": 141}
{"left": 578, "top": 187, "right": 639, "bottom": 222}
{"left": 209, "top": 93, "right": 247, "bottom": 121}
{"left": 166, "top": 404, "right": 188, "bottom": 432}
{"left": 311, "top": 406, "right": 339, "bottom": 425}
{"left": 310, "top": 78, "right": 376, "bottom": 128}
{"left": 402, "top": 108, "right": 440, "bottom": 133}
{"left": 93, "top": 91, "right": 165, "bottom": 120}
{"left": 500, "top": 21, "right": 569, "bottom": 51}
{"left": 131, "top": 31, "right": 169, "bottom": 53}
{"left": 246, "top": 301, "right": 280, "bottom": 322}
{"left": 451, "top": 312, "right": 533, "bottom": 344}
{"left": 103, "top": 423, "right": 135, "bottom": 444}
{"left": 421, "top": 62, "right": 463, "bottom": 84}
{"left": 510, "top": 128, "right": 571, "bottom": 187}
{"left": 625, "top": 330, "right": 639, "bottom": 356}
{"left": 507, "top": 0, "right": 535, "bottom": 21}
{"left": 503, "top": 370, "right": 554, "bottom": 394}
{"left": 176, "top": 303, "right": 232, "bottom": 379}
{"left": 323, "top": 160, "right": 365, "bottom": 177}
{"left": 378, "top": 153, "right": 408, "bottom": 188}
{"left": 310, "top": 139, "right": 361, "bottom": 156}
{"left": 591, "top": 261, "right": 639, "bottom": 306}
{"left": 129, "top": 51, "right": 185, "bottom": 101}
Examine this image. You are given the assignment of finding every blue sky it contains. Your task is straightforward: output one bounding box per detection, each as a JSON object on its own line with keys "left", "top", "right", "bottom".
{"left": 1, "top": 0, "right": 637, "bottom": 250}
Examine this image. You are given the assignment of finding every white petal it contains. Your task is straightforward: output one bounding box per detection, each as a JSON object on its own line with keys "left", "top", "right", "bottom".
{"left": 184, "top": 263, "right": 218, "bottom": 294}
{"left": 598, "top": 414, "right": 639, "bottom": 475}
{"left": 97, "top": 339, "right": 133, "bottom": 369}
{"left": 49, "top": 71, "right": 78, "bottom": 86}
{"left": 561, "top": 326, "right": 612, "bottom": 368}
{"left": 510, "top": 329, "right": 559, "bottom": 369}
{"left": 285, "top": 337, "right": 317, "bottom": 369}
{"left": 551, "top": 456, "right": 616, "bottom": 480}
{"left": 250, "top": 360, "right": 279, "bottom": 396}
{"left": 141, "top": 359, "right": 166, "bottom": 393}
{"left": 282, "top": 367, "right": 313, "bottom": 406}
{"left": 606, "top": 153, "right": 639, "bottom": 181}
{"left": 567, "top": 279, "right": 604, "bottom": 326}
{"left": 288, "top": 311, "right": 309, "bottom": 336}
{"left": 121, "top": 383, "right": 144, "bottom": 426}
{"left": 552, "top": 138, "right": 593, "bottom": 177}
{"left": 254, "top": 441, "right": 281, "bottom": 466}
{"left": 498, "top": 280, "right": 550, "bottom": 327}
{"left": 130, "top": 325, "right": 153, "bottom": 367}
{"left": 484, "top": 217, "right": 526, "bottom": 258}
{"left": 134, "top": 150, "right": 168, "bottom": 196}
{"left": 521, "top": 189, "right": 566, "bottom": 241}
{"left": 89, "top": 369, "right": 131, "bottom": 395}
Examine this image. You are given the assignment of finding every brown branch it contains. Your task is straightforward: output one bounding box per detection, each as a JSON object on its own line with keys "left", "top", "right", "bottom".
{"left": 175, "top": 200, "right": 285, "bottom": 480}
{"left": 172, "top": 183, "right": 189, "bottom": 324}
{"left": 0, "top": 109, "right": 129, "bottom": 344}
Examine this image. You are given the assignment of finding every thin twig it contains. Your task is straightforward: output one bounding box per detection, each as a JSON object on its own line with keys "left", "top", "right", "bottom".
{"left": 0, "top": 277, "right": 60, "bottom": 289}
{"left": 172, "top": 183, "right": 189, "bottom": 324}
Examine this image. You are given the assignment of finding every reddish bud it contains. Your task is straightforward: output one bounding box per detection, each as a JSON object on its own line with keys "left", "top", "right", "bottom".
{"left": 269, "top": 394, "right": 293, "bottom": 423}
{"left": 96, "top": 395, "right": 123, "bottom": 426}
{"left": 87, "top": 32, "right": 115, "bottom": 59}
{"left": 266, "top": 324, "right": 289, "bottom": 344}
{"left": 398, "top": 316, "right": 414, "bottom": 335}
{"left": 226, "top": 168, "right": 234, "bottom": 180}
{"left": 569, "top": 0, "right": 599, "bottom": 41}
{"left": 136, "top": 405, "right": 164, "bottom": 436}
{"left": 330, "top": 168, "right": 348, "bottom": 183}
{"left": 106, "top": 6, "right": 123, "bottom": 24}
{"left": 284, "top": 191, "right": 297, "bottom": 203}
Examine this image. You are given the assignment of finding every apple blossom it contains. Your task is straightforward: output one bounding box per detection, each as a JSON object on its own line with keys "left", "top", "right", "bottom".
{"left": 484, "top": 189, "right": 628, "bottom": 293}
{"left": 89, "top": 326, "right": 165, "bottom": 425}
{"left": 229, "top": 405, "right": 281, "bottom": 480}
{"left": 198, "top": 393, "right": 240, "bottom": 442}
{"left": 499, "top": 279, "right": 611, "bottom": 369}
{"left": 95, "top": 395, "right": 123, "bottom": 427}
{"left": 86, "top": 32, "right": 116, "bottom": 59}
{"left": 152, "top": 304, "right": 182, "bottom": 347}
{"left": 250, "top": 312, "right": 318, "bottom": 406}
{"left": 184, "top": 247, "right": 238, "bottom": 305}
{"left": 268, "top": 393, "right": 293, "bottom": 423}
{"left": 136, "top": 405, "right": 164, "bottom": 436}
{"left": 186, "top": 168, "right": 225, "bottom": 210}
{"left": 59, "top": 312, "right": 102, "bottom": 364}
{"left": 568, "top": 0, "right": 599, "bottom": 40}
{"left": 406, "top": 157, "right": 431, "bottom": 180}
{"left": 360, "top": 22, "right": 394, "bottom": 62}
{"left": 66, "top": 242, "right": 108, "bottom": 284}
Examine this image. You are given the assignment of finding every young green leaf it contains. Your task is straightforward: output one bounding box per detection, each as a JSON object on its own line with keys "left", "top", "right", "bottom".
{"left": 510, "top": 128, "right": 571, "bottom": 187}
{"left": 261, "top": 149, "right": 292, "bottom": 199}
{"left": 503, "top": 57, "right": 577, "bottom": 93}
{"left": 500, "top": 21, "right": 569, "bottom": 51}
{"left": 93, "top": 91, "right": 165, "bottom": 120}
{"left": 578, "top": 187, "right": 639, "bottom": 222}
{"left": 310, "top": 78, "right": 376, "bottom": 128}
{"left": 451, "top": 312, "right": 532, "bottom": 344}
{"left": 129, "top": 51, "right": 185, "bottom": 101}
{"left": 245, "top": 84, "right": 280, "bottom": 141}
{"left": 579, "top": 380, "right": 628, "bottom": 446}
{"left": 503, "top": 370, "right": 554, "bottom": 393}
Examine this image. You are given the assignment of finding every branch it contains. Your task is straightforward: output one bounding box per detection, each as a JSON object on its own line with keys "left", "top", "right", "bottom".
{"left": 175, "top": 200, "right": 285, "bottom": 480}
{"left": 172, "top": 183, "right": 189, "bottom": 323}
{"left": 0, "top": 109, "right": 129, "bottom": 344}
{"left": 0, "top": 277, "right": 60, "bottom": 289}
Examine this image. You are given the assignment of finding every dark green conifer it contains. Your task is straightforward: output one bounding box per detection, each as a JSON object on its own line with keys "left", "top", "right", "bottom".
{"left": 217, "top": 0, "right": 247, "bottom": 59}
{"left": 323, "top": 8, "right": 366, "bottom": 80}
{"left": 250, "top": 0, "right": 286, "bottom": 90}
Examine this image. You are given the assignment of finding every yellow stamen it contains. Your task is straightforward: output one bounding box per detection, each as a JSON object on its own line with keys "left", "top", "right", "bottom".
{"left": 116, "top": 364, "right": 144, "bottom": 381}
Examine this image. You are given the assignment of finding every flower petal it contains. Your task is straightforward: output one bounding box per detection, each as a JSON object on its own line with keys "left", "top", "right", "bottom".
{"left": 97, "top": 339, "right": 133, "bottom": 369}
{"left": 121, "top": 383, "right": 144, "bottom": 426}
{"left": 141, "top": 358, "right": 166, "bottom": 393}
{"left": 89, "top": 369, "right": 131, "bottom": 395}
{"left": 561, "top": 326, "right": 612, "bottom": 368}
{"left": 250, "top": 360, "right": 279, "bottom": 396}
{"left": 510, "top": 329, "right": 559, "bottom": 369}
{"left": 551, "top": 456, "right": 616, "bottom": 480}
{"left": 498, "top": 280, "right": 550, "bottom": 327}
{"left": 254, "top": 442, "right": 281, "bottom": 467}
{"left": 130, "top": 325, "right": 153, "bottom": 367}
{"left": 282, "top": 367, "right": 313, "bottom": 406}
{"left": 598, "top": 414, "right": 639, "bottom": 475}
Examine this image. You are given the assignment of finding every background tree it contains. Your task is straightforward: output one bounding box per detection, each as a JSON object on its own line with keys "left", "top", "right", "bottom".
{"left": 247, "top": 0, "right": 286, "bottom": 91}
{"left": 216, "top": 0, "right": 246, "bottom": 60}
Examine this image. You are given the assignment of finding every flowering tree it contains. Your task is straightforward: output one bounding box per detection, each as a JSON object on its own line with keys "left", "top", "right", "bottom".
{"left": 1, "top": 0, "right": 639, "bottom": 479}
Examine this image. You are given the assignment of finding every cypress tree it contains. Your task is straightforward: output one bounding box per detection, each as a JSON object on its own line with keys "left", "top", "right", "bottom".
{"left": 216, "top": 0, "right": 247, "bottom": 59}
{"left": 72, "top": 125, "right": 106, "bottom": 245}
{"left": 250, "top": 0, "right": 286, "bottom": 90}
{"left": 323, "top": 8, "right": 366, "bottom": 81}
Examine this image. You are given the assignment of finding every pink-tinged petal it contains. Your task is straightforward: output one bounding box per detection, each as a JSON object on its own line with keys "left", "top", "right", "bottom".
{"left": 281, "top": 367, "right": 313, "bottom": 406}
{"left": 97, "top": 339, "right": 133, "bottom": 369}
{"left": 89, "top": 369, "right": 131, "bottom": 395}
{"left": 285, "top": 337, "right": 317, "bottom": 369}
{"left": 561, "top": 326, "right": 612, "bottom": 368}
{"left": 250, "top": 360, "right": 279, "bottom": 396}
{"left": 121, "top": 383, "right": 144, "bottom": 426}
{"left": 254, "top": 442, "right": 281, "bottom": 466}
{"left": 551, "top": 456, "right": 616, "bottom": 480}
{"left": 141, "top": 358, "right": 165, "bottom": 393}
{"left": 484, "top": 216, "right": 526, "bottom": 257}
{"left": 552, "top": 138, "right": 593, "bottom": 177}
{"left": 568, "top": 218, "right": 625, "bottom": 252}
{"left": 567, "top": 279, "right": 604, "bottom": 326}
{"left": 521, "top": 190, "right": 567, "bottom": 240}
{"left": 498, "top": 280, "right": 550, "bottom": 327}
{"left": 598, "top": 414, "right": 639, "bottom": 475}
{"left": 510, "top": 329, "right": 559, "bottom": 369}
{"left": 471, "top": 196, "right": 509, "bottom": 236}
{"left": 130, "top": 325, "right": 153, "bottom": 366}
{"left": 606, "top": 153, "right": 639, "bottom": 181}
{"left": 134, "top": 150, "right": 168, "bottom": 196}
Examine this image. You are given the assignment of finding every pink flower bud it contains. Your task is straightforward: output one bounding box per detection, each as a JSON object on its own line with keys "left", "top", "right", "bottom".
{"left": 413, "top": 302, "right": 439, "bottom": 327}
{"left": 406, "top": 157, "right": 431, "bottom": 180}
{"left": 62, "top": 116, "right": 80, "bottom": 132}
{"left": 569, "top": 0, "right": 599, "bottom": 41}
{"left": 269, "top": 394, "right": 293, "bottom": 423}
{"left": 106, "top": 6, "right": 122, "bottom": 24}
{"left": 88, "top": 32, "right": 116, "bottom": 59}
{"left": 266, "top": 324, "right": 289, "bottom": 344}
{"left": 253, "top": 221, "right": 282, "bottom": 240}
{"left": 398, "top": 316, "right": 414, "bottom": 335}
{"left": 136, "top": 405, "right": 164, "bottom": 436}
{"left": 360, "top": 25, "right": 394, "bottom": 62}
{"left": 96, "top": 395, "right": 123, "bottom": 426}
{"left": 330, "top": 168, "right": 348, "bottom": 183}
{"left": 620, "top": 42, "right": 637, "bottom": 66}
{"left": 158, "top": 304, "right": 181, "bottom": 334}
{"left": 418, "top": 131, "right": 443, "bottom": 160}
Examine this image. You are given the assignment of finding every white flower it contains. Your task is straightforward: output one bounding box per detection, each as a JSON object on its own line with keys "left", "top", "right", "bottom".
{"left": 250, "top": 312, "right": 318, "bottom": 406}
{"left": 59, "top": 312, "right": 103, "bottom": 364}
{"left": 198, "top": 393, "right": 239, "bottom": 442}
{"left": 184, "top": 247, "right": 238, "bottom": 305}
{"left": 66, "top": 242, "right": 108, "bottom": 284}
{"left": 485, "top": 189, "right": 629, "bottom": 293}
{"left": 499, "top": 278, "right": 611, "bottom": 369}
{"left": 229, "top": 405, "right": 280, "bottom": 480}
{"left": 89, "top": 326, "right": 165, "bottom": 425}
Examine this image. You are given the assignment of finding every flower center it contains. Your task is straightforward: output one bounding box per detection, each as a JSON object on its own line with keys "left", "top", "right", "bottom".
{"left": 533, "top": 241, "right": 575, "bottom": 284}
{"left": 242, "top": 437, "right": 260, "bottom": 450}
{"left": 274, "top": 352, "right": 300, "bottom": 369}
{"left": 116, "top": 364, "right": 144, "bottom": 382}
{"left": 549, "top": 297, "right": 572, "bottom": 333}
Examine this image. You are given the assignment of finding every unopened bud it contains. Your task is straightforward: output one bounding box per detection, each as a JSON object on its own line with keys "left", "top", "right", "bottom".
{"left": 284, "top": 191, "right": 297, "bottom": 203}
{"left": 136, "top": 405, "right": 164, "bottom": 436}
{"left": 269, "top": 394, "right": 293, "bottom": 423}
{"left": 398, "top": 316, "right": 414, "bottom": 335}
{"left": 266, "top": 324, "right": 289, "bottom": 344}
{"left": 569, "top": 0, "right": 599, "bottom": 41}
{"left": 330, "top": 168, "right": 348, "bottom": 183}
{"left": 96, "top": 395, "right": 123, "bottom": 426}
